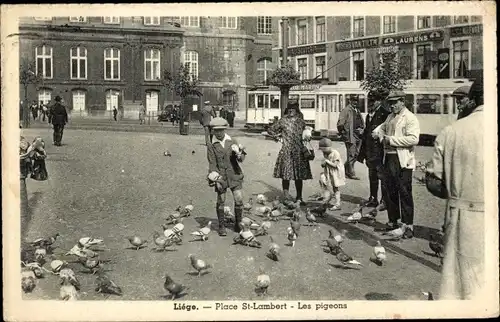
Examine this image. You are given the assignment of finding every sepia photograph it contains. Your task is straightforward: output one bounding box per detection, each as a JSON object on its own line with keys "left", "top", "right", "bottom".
{"left": 2, "top": 2, "right": 498, "bottom": 321}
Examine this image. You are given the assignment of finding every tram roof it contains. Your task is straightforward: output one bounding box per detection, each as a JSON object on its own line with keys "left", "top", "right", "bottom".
{"left": 314, "top": 79, "right": 474, "bottom": 93}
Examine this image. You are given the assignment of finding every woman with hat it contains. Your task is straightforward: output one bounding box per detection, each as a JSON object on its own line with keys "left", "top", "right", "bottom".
{"left": 206, "top": 117, "right": 247, "bottom": 236}
{"left": 267, "top": 102, "right": 313, "bottom": 205}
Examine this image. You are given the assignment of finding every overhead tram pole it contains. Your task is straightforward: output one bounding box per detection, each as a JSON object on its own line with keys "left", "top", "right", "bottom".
{"left": 280, "top": 17, "right": 290, "bottom": 118}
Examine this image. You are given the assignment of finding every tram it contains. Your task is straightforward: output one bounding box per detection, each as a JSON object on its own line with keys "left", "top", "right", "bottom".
{"left": 313, "top": 79, "right": 473, "bottom": 138}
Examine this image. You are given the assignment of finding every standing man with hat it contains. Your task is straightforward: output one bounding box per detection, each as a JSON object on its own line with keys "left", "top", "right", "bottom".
{"left": 451, "top": 85, "right": 475, "bottom": 120}
{"left": 337, "top": 94, "right": 365, "bottom": 180}
{"left": 200, "top": 101, "right": 216, "bottom": 145}
{"left": 372, "top": 90, "right": 420, "bottom": 239}
{"left": 206, "top": 117, "right": 247, "bottom": 236}
{"left": 50, "top": 95, "right": 68, "bottom": 146}
{"left": 425, "top": 77, "right": 485, "bottom": 300}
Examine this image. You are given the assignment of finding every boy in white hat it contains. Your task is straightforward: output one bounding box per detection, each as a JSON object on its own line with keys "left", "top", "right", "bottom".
{"left": 318, "top": 137, "right": 346, "bottom": 210}
{"left": 206, "top": 117, "right": 247, "bottom": 236}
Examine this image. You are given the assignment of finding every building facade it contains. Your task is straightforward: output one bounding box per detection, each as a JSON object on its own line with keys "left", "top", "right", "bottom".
{"left": 19, "top": 16, "right": 274, "bottom": 120}
{"left": 272, "top": 15, "right": 483, "bottom": 84}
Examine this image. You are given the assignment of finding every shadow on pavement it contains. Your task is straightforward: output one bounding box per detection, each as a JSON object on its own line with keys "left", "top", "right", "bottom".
{"left": 194, "top": 216, "right": 214, "bottom": 228}
{"left": 364, "top": 292, "right": 398, "bottom": 300}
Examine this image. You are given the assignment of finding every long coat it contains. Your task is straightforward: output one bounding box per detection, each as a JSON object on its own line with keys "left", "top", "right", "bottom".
{"left": 200, "top": 106, "right": 216, "bottom": 126}
{"left": 50, "top": 102, "right": 68, "bottom": 125}
{"left": 358, "top": 105, "right": 390, "bottom": 168}
{"left": 426, "top": 105, "right": 485, "bottom": 300}
{"left": 337, "top": 104, "right": 365, "bottom": 144}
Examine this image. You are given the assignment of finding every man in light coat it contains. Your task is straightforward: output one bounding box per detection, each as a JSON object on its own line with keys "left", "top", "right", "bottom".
{"left": 372, "top": 90, "right": 420, "bottom": 239}
{"left": 200, "top": 101, "right": 216, "bottom": 145}
{"left": 425, "top": 77, "right": 485, "bottom": 300}
{"left": 337, "top": 94, "right": 365, "bottom": 180}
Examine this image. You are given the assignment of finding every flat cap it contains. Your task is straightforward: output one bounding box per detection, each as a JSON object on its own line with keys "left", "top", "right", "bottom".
{"left": 209, "top": 117, "right": 228, "bottom": 129}
{"left": 204, "top": 101, "right": 210, "bottom": 104}
{"left": 386, "top": 90, "right": 406, "bottom": 100}
{"left": 451, "top": 86, "right": 470, "bottom": 97}
{"left": 318, "top": 137, "right": 333, "bottom": 149}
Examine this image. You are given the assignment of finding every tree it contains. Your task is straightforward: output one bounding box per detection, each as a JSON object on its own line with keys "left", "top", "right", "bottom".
{"left": 19, "top": 60, "right": 42, "bottom": 128}
{"left": 361, "top": 51, "right": 410, "bottom": 100}
{"left": 268, "top": 64, "right": 301, "bottom": 117}
{"left": 162, "top": 64, "right": 202, "bottom": 134}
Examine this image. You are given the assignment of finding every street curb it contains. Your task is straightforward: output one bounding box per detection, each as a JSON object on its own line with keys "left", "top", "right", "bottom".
{"left": 323, "top": 211, "right": 442, "bottom": 273}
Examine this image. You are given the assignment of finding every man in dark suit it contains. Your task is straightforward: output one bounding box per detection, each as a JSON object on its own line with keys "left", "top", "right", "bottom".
{"left": 358, "top": 93, "right": 390, "bottom": 208}
{"left": 200, "top": 101, "right": 216, "bottom": 145}
{"left": 337, "top": 94, "right": 365, "bottom": 180}
{"left": 50, "top": 95, "right": 68, "bottom": 146}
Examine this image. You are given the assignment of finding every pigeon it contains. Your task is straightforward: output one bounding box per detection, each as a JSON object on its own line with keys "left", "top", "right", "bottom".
{"left": 127, "top": 236, "right": 148, "bottom": 250}
{"left": 29, "top": 233, "right": 60, "bottom": 249}
{"left": 382, "top": 227, "right": 404, "bottom": 240}
{"left": 255, "top": 268, "right": 270, "bottom": 296}
{"left": 268, "top": 236, "right": 280, "bottom": 261}
{"left": 188, "top": 254, "right": 212, "bottom": 276}
{"left": 334, "top": 229, "right": 348, "bottom": 244}
{"left": 60, "top": 275, "right": 79, "bottom": 300}
{"left": 190, "top": 221, "right": 212, "bottom": 241}
{"left": 167, "top": 209, "right": 182, "bottom": 222}
{"left": 66, "top": 244, "right": 98, "bottom": 258}
{"left": 290, "top": 219, "right": 300, "bottom": 237}
{"left": 153, "top": 231, "right": 171, "bottom": 250}
{"left": 282, "top": 198, "right": 298, "bottom": 210}
{"left": 256, "top": 206, "right": 272, "bottom": 217}
{"left": 243, "top": 198, "right": 253, "bottom": 212}
{"left": 267, "top": 209, "right": 281, "bottom": 221}
{"left": 172, "top": 219, "right": 185, "bottom": 236}
{"left": 78, "top": 257, "right": 103, "bottom": 275}
{"left": 324, "top": 230, "right": 340, "bottom": 254}
{"left": 163, "top": 274, "right": 186, "bottom": 300}
{"left": 429, "top": 232, "right": 444, "bottom": 258}
{"left": 253, "top": 221, "right": 272, "bottom": 237}
{"left": 422, "top": 291, "right": 435, "bottom": 300}
{"left": 271, "top": 198, "right": 281, "bottom": 210}
{"left": 305, "top": 208, "right": 318, "bottom": 226}
{"left": 21, "top": 269, "right": 37, "bottom": 293}
{"left": 287, "top": 227, "right": 297, "bottom": 247}
{"left": 236, "top": 223, "right": 262, "bottom": 248}
{"left": 164, "top": 150, "right": 172, "bottom": 157}
{"left": 241, "top": 216, "right": 255, "bottom": 227}
{"left": 184, "top": 199, "right": 194, "bottom": 214}
{"left": 347, "top": 205, "right": 363, "bottom": 223}
{"left": 309, "top": 203, "right": 328, "bottom": 218}
{"left": 308, "top": 191, "right": 323, "bottom": 201}
{"left": 34, "top": 247, "right": 47, "bottom": 266}
{"left": 370, "top": 241, "right": 387, "bottom": 266}
{"left": 334, "top": 246, "right": 363, "bottom": 267}
{"left": 50, "top": 259, "right": 68, "bottom": 274}
{"left": 191, "top": 150, "right": 195, "bottom": 155}
{"left": 223, "top": 206, "right": 235, "bottom": 224}
{"left": 95, "top": 273, "right": 123, "bottom": 296}
{"left": 21, "top": 261, "right": 47, "bottom": 279}
{"left": 78, "top": 237, "right": 104, "bottom": 249}
{"left": 59, "top": 268, "right": 81, "bottom": 290}
{"left": 256, "top": 194, "right": 267, "bottom": 205}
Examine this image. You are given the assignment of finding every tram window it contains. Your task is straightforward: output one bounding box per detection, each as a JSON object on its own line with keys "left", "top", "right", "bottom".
{"left": 416, "top": 94, "right": 441, "bottom": 114}
{"left": 256, "top": 94, "right": 268, "bottom": 109}
{"left": 270, "top": 95, "right": 280, "bottom": 109}
{"left": 339, "top": 94, "right": 344, "bottom": 111}
{"left": 327, "top": 95, "right": 333, "bottom": 112}
{"left": 301, "top": 98, "right": 315, "bottom": 109}
{"left": 248, "top": 94, "right": 255, "bottom": 109}
{"left": 318, "top": 96, "right": 325, "bottom": 112}
{"left": 405, "top": 94, "right": 414, "bottom": 112}
{"left": 443, "top": 94, "right": 450, "bottom": 114}
{"left": 330, "top": 95, "right": 337, "bottom": 112}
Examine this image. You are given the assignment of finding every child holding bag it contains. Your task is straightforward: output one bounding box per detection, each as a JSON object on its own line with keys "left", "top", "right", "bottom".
{"left": 318, "top": 138, "right": 346, "bottom": 210}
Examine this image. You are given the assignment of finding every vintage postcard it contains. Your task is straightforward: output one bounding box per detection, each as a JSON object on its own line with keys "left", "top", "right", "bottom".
{"left": 2, "top": 2, "right": 498, "bottom": 321}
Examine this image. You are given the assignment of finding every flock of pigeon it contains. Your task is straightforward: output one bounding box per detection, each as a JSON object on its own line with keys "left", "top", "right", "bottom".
{"left": 21, "top": 192, "right": 441, "bottom": 301}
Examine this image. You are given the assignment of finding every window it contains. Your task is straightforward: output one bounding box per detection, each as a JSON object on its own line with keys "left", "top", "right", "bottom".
{"left": 416, "top": 94, "right": 441, "bottom": 114}
{"left": 34, "top": 17, "right": 52, "bottom": 21}
{"left": 452, "top": 40, "right": 469, "bottom": 78}
{"left": 270, "top": 95, "right": 280, "bottom": 109}
{"left": 443, "top": 94, "right": 450, "bottom": 114}
{"left": 70, "top": 47, "right": 87, "bottom": 79}
{"left": 144, "top": 16, "right": 160, "bottom": 25}
{"left": 103, "top": 16, "right": 120, "bottom": 24}
{"left": 144, "top": 49, "right": 161, "bottom": 81}
{"left": 297, "top": 57, "right": 308, "bottom": 80}
{"left": 256, "top": 94, "right": 268, "bottom": 109}
{"left": 315, "top": 17, "right": 325, "bottom": 43}
{"left": 184, "top": 51, "right": 199, "bottom": 80}
{"left": 315, "top": 55, "right": 326, "bottom": 78}
{"left": 297, "top": 19, "right": 308, "bottom": 45}
{"left": 35, "top": 45, "right": 52, "bottom": 79}
{"left": 352, "top": 51, "right": 365, "bottom": 81}
{"left": 257, "top": 16, "right": 272, "bottom": 34}
{"left": 454, "top": 16, "right": 469, "bottom": 24}
{"left": 249, "top": 94, "right": 256, "bottom": 109}
{"left": 69, "top": 16, "right": 86, "bottom": 23}
{"left": 72, "top": 90, "right": 86, "bottom": 111}
{"left": 405, "top": 94, "right": 415, "bottom": 112}
{"left": 417, "top": 16, "right": 432, "bottom": 29}
{"left": 279, "top": 57, "right": 292, "bottom": 67}
{"left": 179, "top": 16, "right": 200, "bottom": 27}
{"left": 217, "top": 17, "right": 237, "bottom": 29}
{"left": 104, "top": 48, "right": 120, "bottom": 80}
{"left": 300, "top": 96, "right": 316, "bottom": 109}
{"left": 352, "top": 16, "right": 364, "bottom": 38}
{"left": 383, "top": 16, "right": 397, "bottom": 34}
{"left": 38, "top": 89, "right": 52, "bottom": 106}
{"left": 416, "top": 44, "right": 432, "bottom": 79}
{"left": 256, "top": 59, "right": 273, "bottom": 85}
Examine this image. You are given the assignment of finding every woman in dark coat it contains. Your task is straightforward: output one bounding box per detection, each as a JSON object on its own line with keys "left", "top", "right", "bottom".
{"left": 267, "top": 102, "right": 312, "bottom": 204}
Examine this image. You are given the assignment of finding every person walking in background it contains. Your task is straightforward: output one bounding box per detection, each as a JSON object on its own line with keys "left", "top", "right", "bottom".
{"left": 30, "top": 100, "right": 38, "bottom": 121}
{"left": 337, "top": 94, "right": 365, "bottom": 180}
{"left": 219, "top": 107, "right": 227, "bottom": 121}
{"left": 41, "top": 103, "right": 48, "bottom": 122}
{"left": 50, "top": 95, "right": 68, "bottom": 146}
{"left": 372, "top": 90, "right": 420, "bottom": 239}
{"left": 358, "top": 92, "right": 390, "bottom": 210}
{"left": 139, "top": 103, "right": 146, "bottom": 125}
{"left": 226, "top": 109, "right": 235, "bottom": 128}
{"left": 318, "top": 137, "right": 346, "bottom": 211}
{"left": 113, "top": 106, "right": 118, "bottom": 122}
{"left": 425, "top": 77, "right": 485, "bottom": 300}
{"left": 267, "top": 102, "right": 313, "bottom": 205}
{"left": 200, "top": 101, "right": 216, "bottom": 145}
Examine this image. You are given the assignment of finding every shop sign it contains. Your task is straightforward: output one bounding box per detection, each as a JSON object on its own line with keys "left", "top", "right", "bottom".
{"left": 335, "top": 37, "right": 380, "bottom": 52}
{"left": 450, "top": 24, "right": 483, "bottom": 37}
{"left": 292, "top": 84, "right": 321, "bottom": 91}
{"left": 381, "top": 30, "right": 443, "bottom": 46}
{"left": 377, "top": 45, "right": 399, "bottom": 54}
{"left": 279, "top": 43, "right": 327, "bottom": 57}
{"left": 437, "top": 48, "right": 450, "bottom": 79}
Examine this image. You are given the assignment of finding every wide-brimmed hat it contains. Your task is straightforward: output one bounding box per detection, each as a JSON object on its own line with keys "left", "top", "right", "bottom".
{"left": 451, "top": 86, "right": 470, "bottom": 97}
{"left": 55, "top": 96, "right": 62, "bottom": 102}
{"left": 209, "top": 117, "right": 228, "bottom": 129}
{"left": 318, "top": 137, "right": 333, "bottom": 150}
{"left": 386, "top": 90, "right": 406, "bottom": 101}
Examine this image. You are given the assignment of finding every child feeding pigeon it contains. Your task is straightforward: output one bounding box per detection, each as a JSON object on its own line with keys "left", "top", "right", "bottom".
{"left": 318, "top": 138, "right": 346, "bottom": 211}
{"left": 206, "top": 117, "right": 247, "bottom": 237}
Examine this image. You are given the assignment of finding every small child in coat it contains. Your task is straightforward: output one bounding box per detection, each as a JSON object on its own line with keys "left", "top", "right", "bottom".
{"left": 318, "top": 138, "right": 346, "bottom": 210}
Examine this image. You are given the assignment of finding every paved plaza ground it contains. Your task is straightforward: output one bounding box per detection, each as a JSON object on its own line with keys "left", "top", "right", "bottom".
{"left": 20, "top": 128, "right": 445, "bottom": 301}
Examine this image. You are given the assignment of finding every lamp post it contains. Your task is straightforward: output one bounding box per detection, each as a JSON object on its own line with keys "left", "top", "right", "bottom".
{"left": 280, "top": 17, "right": 290, "bottom": 118}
